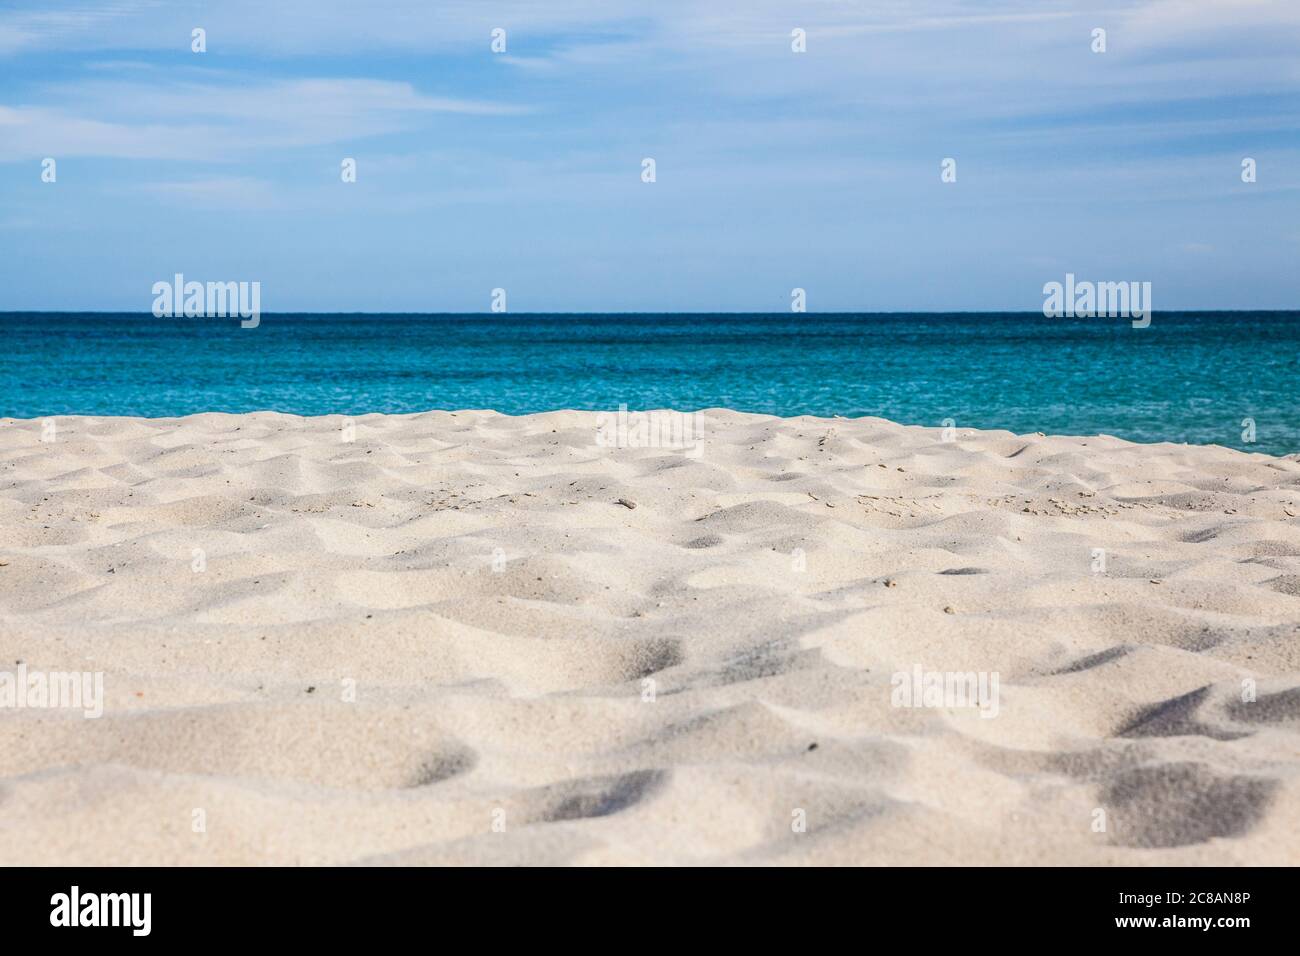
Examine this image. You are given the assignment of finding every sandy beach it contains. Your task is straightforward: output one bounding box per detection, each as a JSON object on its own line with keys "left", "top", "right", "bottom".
{"left": 2, "top": 409, "right": 1299, "bottom": 865}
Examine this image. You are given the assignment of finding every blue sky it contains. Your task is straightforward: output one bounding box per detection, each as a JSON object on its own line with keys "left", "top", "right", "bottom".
{"left": 1, "top": 0, "right": 1297, "bottom": 312}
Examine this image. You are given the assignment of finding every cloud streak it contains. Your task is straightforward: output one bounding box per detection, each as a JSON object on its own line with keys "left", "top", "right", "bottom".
{"left": 0, "top": 77, "right": 524, "bottom": 160}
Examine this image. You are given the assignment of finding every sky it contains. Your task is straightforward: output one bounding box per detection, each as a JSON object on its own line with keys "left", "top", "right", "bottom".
{"left": 1, "top": 0, "right": 1297, "bottom": 312}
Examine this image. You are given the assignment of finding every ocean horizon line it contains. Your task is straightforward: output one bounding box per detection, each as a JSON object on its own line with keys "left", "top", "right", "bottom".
{"left": 2, "top": 309, "right": 1297, "bottom": 317}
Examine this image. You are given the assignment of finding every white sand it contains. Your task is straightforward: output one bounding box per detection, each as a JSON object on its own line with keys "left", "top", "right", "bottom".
{"left": 2, "top": 409, "right": 1299, "bottom": 865}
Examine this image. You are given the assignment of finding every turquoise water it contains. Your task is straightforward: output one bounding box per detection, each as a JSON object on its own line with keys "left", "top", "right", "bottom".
{"left": 4, "top": 312, "right": 1298, "bottom": 455}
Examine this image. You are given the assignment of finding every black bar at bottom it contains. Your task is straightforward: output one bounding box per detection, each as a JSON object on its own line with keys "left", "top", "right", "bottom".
{"left": 0, "top": 866, "right": 1287, "bottom": 942}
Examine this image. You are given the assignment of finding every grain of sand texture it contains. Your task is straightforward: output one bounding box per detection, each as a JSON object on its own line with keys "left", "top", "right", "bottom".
{"left": 2, "top": 410, "right": 1300, "bottom": 865}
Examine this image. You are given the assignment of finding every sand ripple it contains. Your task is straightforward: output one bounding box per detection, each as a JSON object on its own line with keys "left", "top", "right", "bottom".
{"left": 2, "top": 410, "right": 1299, "bottom": 864}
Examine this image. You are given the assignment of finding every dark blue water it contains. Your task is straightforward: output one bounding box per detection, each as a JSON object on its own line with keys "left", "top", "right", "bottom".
{"left": 4, "top": 312, "right": 1298, "bottom": 455}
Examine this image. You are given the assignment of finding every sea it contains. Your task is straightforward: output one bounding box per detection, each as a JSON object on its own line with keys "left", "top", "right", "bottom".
{"left": 4, "top": 311, "right": 1297, "bottom": 456}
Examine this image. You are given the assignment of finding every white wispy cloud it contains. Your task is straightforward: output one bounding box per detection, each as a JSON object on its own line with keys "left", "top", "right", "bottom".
{"left": 0, "top": 0, "right": 160, "bottom": 55}
{"left": 0, "top": 2, "right": 1109, "bottom": 58}
{"left": 0, "top": 77, "right": 524, "bottom": 160}
{"left": 4, "top": 0, "right": 1296, "bottom": 58}
{"left": 131, "top": 176, "right": 286, "bottom": 210}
